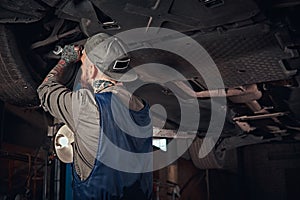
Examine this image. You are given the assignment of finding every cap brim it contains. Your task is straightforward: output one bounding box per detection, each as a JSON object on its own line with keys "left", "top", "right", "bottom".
{"left": 104, "top": 68, "right": 138, "bottom": 82}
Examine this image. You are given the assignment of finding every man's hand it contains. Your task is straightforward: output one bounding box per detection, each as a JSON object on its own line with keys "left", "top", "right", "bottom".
{"left": 42, "top": 44, "right": 82, "bottom": 83}
{"left": 61, "top": 45, "right": 83, "bottom": 64}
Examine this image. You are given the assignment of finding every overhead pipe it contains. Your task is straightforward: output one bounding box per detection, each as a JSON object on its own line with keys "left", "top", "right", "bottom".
{"left": 173, "top": 81, "right": 261, "bottom": 99}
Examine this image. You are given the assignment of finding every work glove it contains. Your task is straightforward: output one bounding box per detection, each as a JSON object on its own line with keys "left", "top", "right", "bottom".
{"left": 61, "top": 45, "right": 83, "bottom": 64}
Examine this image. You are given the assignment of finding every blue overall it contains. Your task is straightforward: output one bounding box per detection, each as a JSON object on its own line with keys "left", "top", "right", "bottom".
{"left": 73, "top": 92, "right": 153, "bottom": 200}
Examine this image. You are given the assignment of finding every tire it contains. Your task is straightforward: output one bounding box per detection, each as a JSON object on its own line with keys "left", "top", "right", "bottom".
{"left": 0, "top": 25, "right": 39, "bottom": 107}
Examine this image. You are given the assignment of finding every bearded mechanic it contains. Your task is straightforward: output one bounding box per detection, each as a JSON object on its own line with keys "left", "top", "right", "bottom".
{"left": 37, "top": 33, "right": 153, "bottom": 199}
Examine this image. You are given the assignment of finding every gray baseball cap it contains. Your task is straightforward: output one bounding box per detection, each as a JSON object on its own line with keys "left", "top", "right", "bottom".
{"left": 84, "top": 33, "right": 138, "bottom": 82}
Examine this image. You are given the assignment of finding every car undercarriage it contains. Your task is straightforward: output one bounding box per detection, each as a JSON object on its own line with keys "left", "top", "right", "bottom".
{"left": 1, "top": 0, "right": 300, "bottom": 199}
